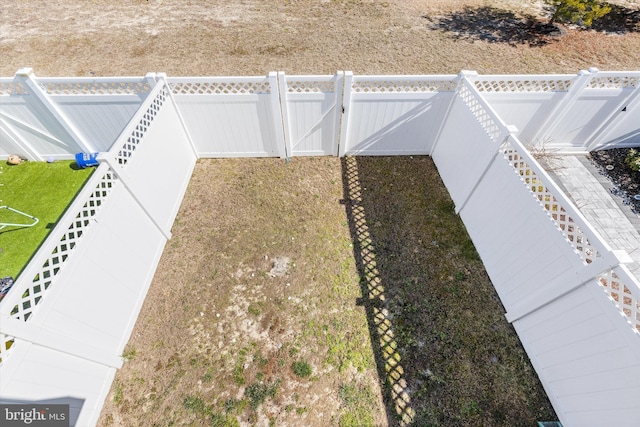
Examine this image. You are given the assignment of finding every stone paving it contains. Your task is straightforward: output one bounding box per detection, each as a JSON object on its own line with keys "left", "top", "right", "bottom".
{"left": 549, "top": 155, "right": 640, "bottom": 280}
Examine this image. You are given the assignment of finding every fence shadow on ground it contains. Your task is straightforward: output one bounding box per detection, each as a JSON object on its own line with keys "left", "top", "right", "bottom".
{"left": 340, "top": 156, "right": 557, "bottom": 426}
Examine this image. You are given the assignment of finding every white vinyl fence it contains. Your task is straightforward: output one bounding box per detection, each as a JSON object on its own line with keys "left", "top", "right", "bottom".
{"left": 167, "top": 74, "right": 286, "bottom": 158}
{"left": 0, "top": 78, "right": 196, "bottom": 427}
{"left": 1, "top": 68, "right": 639, "bottom": 426}
{"left": 340, "top": 73, "right": 459, "bottom": 156}
{"left": 472, "top": 70, "right": 640, "bottom": 152}
{"left": 0, "top": 68, "right": 152, "bottom": 160}
{"left": 433, "top": 78, "right": 640, "bottom": 426}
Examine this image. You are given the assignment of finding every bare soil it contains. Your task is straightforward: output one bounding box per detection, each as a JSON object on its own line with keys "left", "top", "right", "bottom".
{"left": 3, "top": 1, "right": 640, "bottom": 426}
{"left": 1, "top": 0, "right": 639, "bottom": 77}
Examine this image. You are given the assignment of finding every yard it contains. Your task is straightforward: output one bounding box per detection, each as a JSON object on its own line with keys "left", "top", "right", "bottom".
{"left": 0, "top": 161, "right": 93, "bottom": 279}
{"left": 2, "top": 0, "right": 640, "bottom": 426}
{"left": 98, "top": 157, "right": 556, "bottom": 426}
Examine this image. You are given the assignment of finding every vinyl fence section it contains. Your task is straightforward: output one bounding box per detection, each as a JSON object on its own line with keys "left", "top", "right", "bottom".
{"left": 1, "top": 69, "right": 640, "bottom": 426}
{"left": 0, "top": 80, "right": 196, "bottom": 427}
{"left": 167, "top": 74, "right": 286, "bottom": 158}
{"left": 432, "top": 78, "right": 640, "bottom": 426}
{"left": 474, "top": 70, "right": 640, "bottom": 152}
{"left": 0, "top": 69, "right": 152, "bottom": 160}
{"left": 340, "top": 73, "right": 458, "bottom": 156}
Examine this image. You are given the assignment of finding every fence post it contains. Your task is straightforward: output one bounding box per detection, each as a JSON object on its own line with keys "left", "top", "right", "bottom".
{"left": 338, "top": 71, "right": 353, "bottom": 157}
{"left": 332, "top": 71, "right": 345, "bottom": 157}
{"left": 268, "top": 72, "right": 288, "bottom": 159}
{"left": 529, "top": 68, "right": 595, "bottom": 146}
{"left": 15, "top": 67, "right": 96, "bottom": 154}
{"left": 277, "top": 71, "right": 293, "bottom": 158}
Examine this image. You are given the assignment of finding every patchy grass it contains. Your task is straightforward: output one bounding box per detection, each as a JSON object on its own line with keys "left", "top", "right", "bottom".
{"left": 291, "top": 360, "right": 312, "bottom": 378}
{"left": 0, "top": 161, "right": 93, "bottom": 279}
{"left": 99, "top": 157, "right": 556, "bottom": 426}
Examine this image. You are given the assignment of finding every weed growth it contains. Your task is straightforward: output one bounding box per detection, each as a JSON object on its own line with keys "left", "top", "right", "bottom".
{"left": 291, "top": 360, "right": 312, "bottom": 378}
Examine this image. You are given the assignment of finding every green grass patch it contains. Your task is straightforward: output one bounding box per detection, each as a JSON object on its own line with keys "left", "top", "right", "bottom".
{"left": 0, "top": 161, "right": 93, "bottom": 278}
{"left": 291, "top": 360, "right": 312, "bottom": 378}
{"left": 338, "top": 383, "right": 376, "bottom": 427}
{"left": 245, "top": 381, "right": 280, "bottom": 409}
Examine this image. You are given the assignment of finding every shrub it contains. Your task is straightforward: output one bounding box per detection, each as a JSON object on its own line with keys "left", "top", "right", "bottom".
{"left": 546, "top": 0, "right": 611, "bottom": 27}
{"left": 625, "top": 149, "right": 640, "bottom": 171}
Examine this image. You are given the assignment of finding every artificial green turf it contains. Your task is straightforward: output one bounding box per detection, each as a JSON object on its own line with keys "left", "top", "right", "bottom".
{"left": 0, "top": 160, "right": 93, "bottom": 279}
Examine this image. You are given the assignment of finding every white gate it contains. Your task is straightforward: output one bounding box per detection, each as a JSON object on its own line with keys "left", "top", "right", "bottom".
{"left": 278, "top": 73, "right": 344, "bottom": 156}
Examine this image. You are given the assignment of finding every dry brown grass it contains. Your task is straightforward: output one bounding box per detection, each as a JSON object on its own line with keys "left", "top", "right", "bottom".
{"left": 98, "top": 157, "right": 556, "bottom": 426}
{"left": 3, "top": 1, "right": 639, "bottom": 426}
{"left": 1, "top": 0, "right": 639, "bottom": 77}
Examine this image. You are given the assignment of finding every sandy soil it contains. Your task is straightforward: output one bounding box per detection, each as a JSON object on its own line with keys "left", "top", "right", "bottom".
{"left": 1, "top": 0, "right": 639, "bottom": 77}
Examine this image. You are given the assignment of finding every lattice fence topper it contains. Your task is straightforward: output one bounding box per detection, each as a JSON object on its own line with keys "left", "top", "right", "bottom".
{"left": 0, "top": 80, "right": 30, "bottom": 96}
{"left": 286, "top": 79, "right": 335, "bottom": 93}
{"left": 114, "top": 85, "right": 167, "bottom": 167}
{"left": 457, "top": 81, "right": 502, "bottom": 143}
{"left": 7, "top": 168, "right": 118, "bottom": 323}
{"left": 502, "top": 142, "right": 598, "bottom": 264}
{"left": 169, "top": 80, "right": 271, "bottom": 95}
{"left": 37, "top": 80, "right": 152, "bottom": 95}
{"left": 473, "top": 78, "right": 572, "bottom": 93}
{"left": 351, "top": 79, "right": 456, "bottom": 93}
{"left": 598, "top": 269, "right": 640, "bottom": 333}
{"left": 588, "top": 75, "right": 640, "bottom": 89}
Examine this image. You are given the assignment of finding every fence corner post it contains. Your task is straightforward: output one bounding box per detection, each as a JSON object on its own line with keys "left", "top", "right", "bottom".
{"left": 15, "top": 67, "right": 35, "bottom": 78}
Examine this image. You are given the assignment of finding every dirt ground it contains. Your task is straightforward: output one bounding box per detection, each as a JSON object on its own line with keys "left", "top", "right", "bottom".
{"left": 1, "top": 0, "right": 639, "bottom": 77}
{"left": 3, "top": 1, "right": 640, "bottom": 426}
{"left": 98, "top": 157, "right": 556, "bottom": 426}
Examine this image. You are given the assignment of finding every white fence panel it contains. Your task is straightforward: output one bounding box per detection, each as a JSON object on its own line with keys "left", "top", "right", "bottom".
{"left": 342, "top": 74, "right": 457, "bottom": 156}
{"left": 0, "top": 343, "right": 116, "bottom": 427}
{"left": 0, "top": 80, "right": 195, "bottom": 427}
{"left": 542, "top": 89, "right": 629, "bottom": 150}
{"left": 0, "top": 163, "right": 128, "bottom": 427}
{"left": 598, "top": 102, "right": 640, "bottom": 149}
{"left": 514, "top": 277, "right": 640, "bottom": 427}
{"left": 29, "top": 183, "right": 167, "bottom": 355}
{"left": 459, "top": 152, "right": 584, "bottom": 308}
{"left": 0, "top": 176, "right": 166, "bottom": 426}
{"left": 592, "top": 73, "right": 640, "bottom": 150}
{"left": 168, "top": 75, "right": 285, "bottom": 158}
{"left": 472, "top": 74, "right": 574, "bottom": 145}
{"left": 38, "top": 77, "right": 153, "bottom": 152}
{"left": 279, "top": 73, "right": 343, "bottom": 156}
{"left": 431, "top": 80, "right": 506, "bottom": 209}
{"left": 0, "top": 79, "right": 78, "bottom": 160}
{"left": 104, "top": 82, "right": 197, "bottom": 236}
